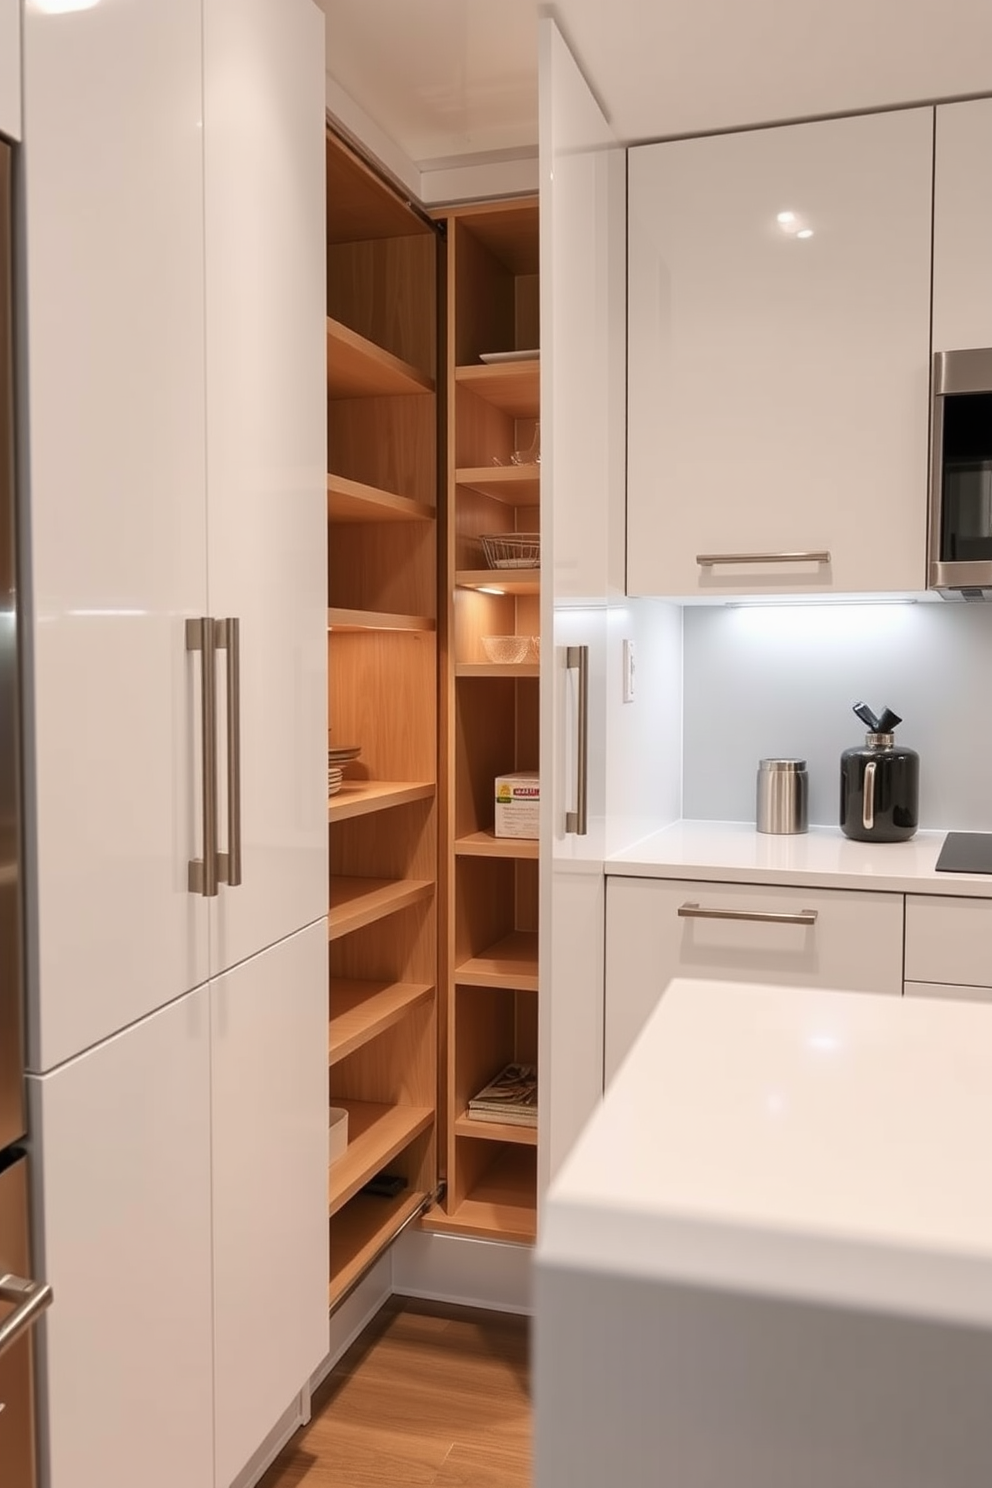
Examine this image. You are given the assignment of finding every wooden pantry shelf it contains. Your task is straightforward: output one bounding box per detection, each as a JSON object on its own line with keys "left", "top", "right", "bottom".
{"left": 456, "top": 570, "right": 540, "bottom": 596}
{"left": 329, "top": 781, "right": 435, "bottom": 822}
{"left": 455, "top": 360, "right": 539, "bottom": 419}
{"left": 456, "top": 662, "right": 539, "bottom": 679}
{"left": 422, "top": 1145, "right": 536, "bottom": 1245}
{"left": 328, "top": 608, "right": 436, "bottom": 633}
{"left": 327, "top": 473, "right": 435, "bottom": 524}
{"left": 327, "top": 316, "right": 434, "bottom": 398}
{"left": 454, "top": 1112, "right": 538, "bottom": 1147}
{"left": 455, "top": 465, "right": 540, "bottom": 506}
{"left": 329, "top": 1189, "right": 427, "bottom": 1310}
{"left": 455, "top": 831, "right": 539, "bottom": 861}
{"left": 328, "top": 1100, "right": 434, "bottom": 1218}
{"left": 330, "top": 979, "right": 435, "bottom": 1066}
{"left": 329, "top": 877, "right": 434, "bottom": 941}
{"left": 455, "top": 931, "right": 539, "bottom": 992}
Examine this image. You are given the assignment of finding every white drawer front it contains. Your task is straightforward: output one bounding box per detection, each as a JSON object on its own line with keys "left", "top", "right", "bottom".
{"left": 905, "top": 981, "right": 992, "bottom": 1003}
{"left": 606, "top": 877, "right": 903, "bottom": 1084}
{"left": 905, "top": 896, "right": 992, "bottom": 988}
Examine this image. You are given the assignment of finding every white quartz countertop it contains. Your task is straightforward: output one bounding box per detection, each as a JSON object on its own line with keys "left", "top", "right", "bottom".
{"left": 607, "top": 820, "right": 992, "bottom": 897}
{"left": 540, "top": 978, "right": 992, "bottom": 1327}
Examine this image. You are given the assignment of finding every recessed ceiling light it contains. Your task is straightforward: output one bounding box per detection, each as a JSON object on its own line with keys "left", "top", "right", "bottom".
{"left": 776, "top": 211, "right": 796, "bottom": 225}
{"left": 796, "top": 228, "right": 814, "bottom": 239}
{"left": 477, "top": 586, "right": 506, "bottom": 596}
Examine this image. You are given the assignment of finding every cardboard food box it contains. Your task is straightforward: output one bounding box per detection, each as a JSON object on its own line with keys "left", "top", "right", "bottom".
{"left": 494, "top": 772, "right": 539, "bottom": 839}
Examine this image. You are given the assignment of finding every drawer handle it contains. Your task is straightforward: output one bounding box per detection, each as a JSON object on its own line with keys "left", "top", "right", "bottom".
{"left": 696, "top": 551, "right": 831, "bottom": 567}
{"left": 678, "top": 902, "right": 818, "bottom": 926}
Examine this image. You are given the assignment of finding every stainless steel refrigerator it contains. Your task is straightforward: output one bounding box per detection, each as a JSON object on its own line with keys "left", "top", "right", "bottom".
{"left": 0, "top": 135, "right": 51, "bottom": 1488}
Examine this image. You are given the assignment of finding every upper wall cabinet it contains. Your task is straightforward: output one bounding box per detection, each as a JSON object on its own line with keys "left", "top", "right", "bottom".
{"left": 933, "top": 98, "right": 992, "bottom": 352}
{"left": 0, "top": 0, "right": 18, "bottom": 141}
{"left": 627, "top": 109, "right": 933, "bottom": 599}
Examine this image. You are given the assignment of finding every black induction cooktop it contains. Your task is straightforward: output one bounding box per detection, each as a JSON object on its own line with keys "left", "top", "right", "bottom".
{"left": 935, "top": 832, "right": 992, "bottom": 875}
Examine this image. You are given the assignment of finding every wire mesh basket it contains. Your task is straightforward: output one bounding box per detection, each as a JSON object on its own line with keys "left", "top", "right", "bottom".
{"left": 480, "top": 533, "right": 541, "bottom": 570}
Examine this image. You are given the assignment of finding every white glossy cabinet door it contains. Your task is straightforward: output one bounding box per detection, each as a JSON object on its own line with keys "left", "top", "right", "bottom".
{"left": 0, "top": 0, "right": 19, "bottom": 141}
{"left": 605, "top": 876, "right": 904, "bottom": 1084}
{"left": 28, "top": 991, "right": 213, "bottom": 1488}
{"left": 904, "top": 894, "right": 992, "bottom": 987}
{"left": 211, "top": 920, "right": 328, "bottom": 1487}
{"left": 21, "top": 0, "right": 209, "bottom": 1070}
{"left": 539, "top": 19, "right": 625, "bottom": 1190}
{"left": 933, "top": 99, "right": 992, "bottom": 351}
{"left": 203, "top": 0, "right": 327, "bottom": 976}
{"left": 627, "top": 109, "right": 933, "bottom": 598}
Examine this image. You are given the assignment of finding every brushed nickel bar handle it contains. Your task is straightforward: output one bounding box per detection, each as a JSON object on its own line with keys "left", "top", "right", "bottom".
{"left": 696, "top": 551, "right": 831, "bottom": 567}
{"left": 216, "top": 618, "right": 242, "bottom": 888}
{"left": 863, "top": 760, "right": 877, "bottom": 833}
{"left": 678, "top": 902, "right": 818, "bottom": 926}
{"left": 0, "top": 1272, "right": 53, "bottom": 1361}
{"left": 187, "top": 617, "right": 219, "bottom": 897}
{"left": 565, "top": 645, "right": 588, "bottom": 836}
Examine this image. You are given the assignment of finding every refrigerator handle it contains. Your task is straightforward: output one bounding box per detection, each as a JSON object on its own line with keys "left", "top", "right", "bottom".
{"left": 0, "top": 1273, "right": 53, "bottom": 1362}
{"left": 216, "top": 618, "right": 242, "bottom": 888}
{"left": 186, "top": 617, "right": 219, "bottom": 897}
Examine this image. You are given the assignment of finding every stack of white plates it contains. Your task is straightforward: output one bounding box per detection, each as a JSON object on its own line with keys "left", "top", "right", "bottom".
{"left": 328, "top": 744, "right": 360, "bottom": 798}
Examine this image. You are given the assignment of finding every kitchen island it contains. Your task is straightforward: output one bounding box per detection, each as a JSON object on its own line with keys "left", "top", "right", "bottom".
{"left": 535, "top": 977, "right": 992, "bottom": 1488}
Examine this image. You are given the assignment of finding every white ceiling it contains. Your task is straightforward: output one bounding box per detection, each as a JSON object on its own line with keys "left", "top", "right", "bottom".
{"left": 319, "top": 0, "right": 992, "bottom": 170}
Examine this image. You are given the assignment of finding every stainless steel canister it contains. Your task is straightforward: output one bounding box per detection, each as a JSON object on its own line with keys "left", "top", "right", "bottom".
{"left": 756, "top": 758, "right": 808, "bottom": 834}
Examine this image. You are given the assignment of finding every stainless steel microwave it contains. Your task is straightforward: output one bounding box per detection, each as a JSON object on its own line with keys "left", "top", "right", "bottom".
{"left": 929, "top": 348, "right": 992, "bottom": 599}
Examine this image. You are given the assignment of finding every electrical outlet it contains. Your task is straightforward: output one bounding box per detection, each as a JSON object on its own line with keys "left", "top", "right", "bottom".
{"left": 622, "top": 638, "right": 635, "bottom": 703}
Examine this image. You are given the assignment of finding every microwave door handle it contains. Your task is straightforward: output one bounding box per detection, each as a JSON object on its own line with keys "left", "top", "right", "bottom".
{"left": 0, "top": 1273, "right": 53, "bottom": 1360}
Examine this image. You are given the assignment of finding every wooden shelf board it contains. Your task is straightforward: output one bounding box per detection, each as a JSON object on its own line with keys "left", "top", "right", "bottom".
{"left": 455, "top": 360, "right": 539, "bottom": 419}
{"left": 330, "top": 979, "right": 435, "bottom": 1066}
{"left": 327, "top": 473, "right": 434, "bottom": 524}
{"left": 329, "top": 1190, "right": 427, "bottom": 1310}
{"left": 455, "top": 569, "right": 539, "bottom": 596}
{"left": 455, "top": 466, "right": 540, "bottom": 506}
{"left": 422, "top": 1146, "right": 536, "bottom": 1245}
{"left": 329, "top": 607, "right": 436, "bottom": 633}
{"left": 455, "top": 831, "right": 539, "bottom": 861}
{"left": 328, "top": 1100, "right": 434, "bottom": 1217}
{"left": 327, "top": 316, "right": 434, "bottom": 399}
{"left": 455, "top": 663, "right": 539, "bottom": 679}
{"left": 329, "top": 877, "right": 434, "bottom": 941}
{"left": 454, "top": 1112, "right": 538, "bottom": 1147}
{"left": 455, "top": 931, "right": 539, "bottom": 992}
{"left": 329, "top": 780, "right": 435, "bottom": 822}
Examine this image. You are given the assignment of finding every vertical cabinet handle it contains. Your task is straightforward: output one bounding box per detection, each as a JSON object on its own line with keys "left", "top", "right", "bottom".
{"left": 565, "top": 645, "right": 589, "bottom": 836}
{"left": 187, "top": 617, "right": 219, "bottom": 897}
{"left": 863, "top": 759, "right": 877, "bottom": 832}
{"left": 217, "top": 618, "right": 242, "bottom": 888}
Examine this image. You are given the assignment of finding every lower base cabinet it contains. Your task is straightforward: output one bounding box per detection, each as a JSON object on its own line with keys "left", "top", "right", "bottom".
{"left": 29, "top": 921, "right": 328, "bottom": 1488}
{"left": 605, "top": 876, "right": 904, "bottom": 1083}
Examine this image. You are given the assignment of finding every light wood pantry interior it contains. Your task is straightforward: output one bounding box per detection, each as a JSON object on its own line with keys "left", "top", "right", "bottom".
{"left": 425, "top": 198, "right": 542, "bottom": 1247}
{"left": 326, "top": 129, "right": 440, "bottom": 1309}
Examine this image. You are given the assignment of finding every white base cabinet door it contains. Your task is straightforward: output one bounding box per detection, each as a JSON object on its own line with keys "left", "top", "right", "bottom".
{"left": 203, "top": 0, "right": 327, "bottom": 978}
{"left": 21, "top": 0, "right": 209, "bottom": 1071}
{"left": 605, "top": 876, "right": 903, "bottom": 1083}
{"left": 28, "top": 991, "right": 214, "bottom": 1488}
{"left": 211, "top": 920, "right": 329, "bottom": 1488}
{"left": 627, "top": 108, "right": 933, "bottom": 599}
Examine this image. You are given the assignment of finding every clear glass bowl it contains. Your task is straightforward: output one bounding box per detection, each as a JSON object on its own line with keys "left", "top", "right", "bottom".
{"left": 481, "top": 635, "right": 531, "bottom": 664}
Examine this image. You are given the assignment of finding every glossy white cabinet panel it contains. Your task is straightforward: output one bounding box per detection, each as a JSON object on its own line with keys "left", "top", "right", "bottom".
{"left": 0, "top": 0, "right": 19, "bottom": 141}
{"left": 627, "top": 109, "right": 933, "bottom": 598}
{"left": 203, "top": 0, "right": 327, "bottom": 975}
{"left": 28, "top": 991, "right": 213, "bottom": 1488}
{"left": 211, "top": 921, "right": 328, "bottom": 1487}
{"left": 905, "top": 894, "right": 992, "bottom": 987}
{"left": 933, "top": 99, "right": 992, "bottom": 352}
{"left": 605, "top": 875, "right": 903, "bottom": 1083}
{"left": 21, "top": 0, "right": 209, "bottom": 1069}
{"left": 906, "top": 981, "right": 992, "bottom": 1003}
{"left": 539, "top": 18, "right": 625, "bottom": 1188}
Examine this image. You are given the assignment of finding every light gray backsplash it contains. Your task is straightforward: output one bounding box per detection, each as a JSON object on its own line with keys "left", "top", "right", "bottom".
{"left": 683, "top": 601, "right": 992, "bottom": 830}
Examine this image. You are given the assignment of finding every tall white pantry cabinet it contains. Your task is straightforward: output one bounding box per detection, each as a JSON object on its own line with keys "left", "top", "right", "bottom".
{"left": 17, "top": 2, "right": 328, "bottom": 1486}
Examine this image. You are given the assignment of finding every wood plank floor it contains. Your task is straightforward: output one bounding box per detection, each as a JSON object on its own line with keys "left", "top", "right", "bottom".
{"left": 259, "top": 1298, "right": 532, "bottom": 1487}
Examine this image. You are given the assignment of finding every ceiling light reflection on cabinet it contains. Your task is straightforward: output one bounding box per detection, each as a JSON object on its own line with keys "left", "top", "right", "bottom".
{"left": 31, "top": 0, "right": 100, "bottom": 13}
